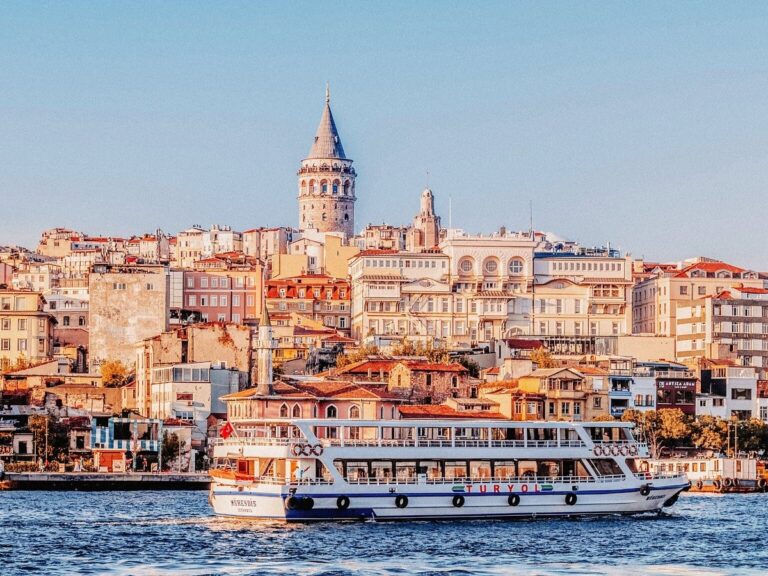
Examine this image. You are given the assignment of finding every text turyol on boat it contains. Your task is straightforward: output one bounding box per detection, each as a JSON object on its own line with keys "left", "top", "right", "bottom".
{"left": 209, "top": 417, "right": 690, "bottom": 521}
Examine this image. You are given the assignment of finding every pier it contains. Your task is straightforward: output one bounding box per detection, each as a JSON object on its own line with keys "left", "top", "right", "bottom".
{"left": 1, "top": 472, "right": 210, "bottom": 491}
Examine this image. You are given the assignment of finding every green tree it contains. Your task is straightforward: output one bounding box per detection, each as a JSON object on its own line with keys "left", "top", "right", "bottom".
{"left": 457, "top": 356, "right": 480, "bottom": 378}
{"left": 161, "top": 432, "right": 185, "bottom": 471}
{"left": 28, "top": 414, "right": 69, "bottom": 464}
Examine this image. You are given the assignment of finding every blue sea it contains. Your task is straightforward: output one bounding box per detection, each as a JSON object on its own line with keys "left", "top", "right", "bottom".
{"left": 1, "top": 491, "right": 766, "bottom": 575}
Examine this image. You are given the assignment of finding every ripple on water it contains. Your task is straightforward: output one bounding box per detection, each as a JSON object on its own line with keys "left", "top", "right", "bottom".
{"left": 2, "top": 491, "right": 767, "bottom": 576}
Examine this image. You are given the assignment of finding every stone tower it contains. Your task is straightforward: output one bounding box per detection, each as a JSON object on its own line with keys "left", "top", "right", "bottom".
{"left": 297, "top": 86, "right": 356, "bottom": 238}
{"left": 409, "top": 188, "right": 441, "bottom": 251}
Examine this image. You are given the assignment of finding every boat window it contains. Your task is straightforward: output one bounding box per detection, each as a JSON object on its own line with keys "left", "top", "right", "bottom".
{"left": 418, "top": 460, "right": 441, "bottom": 479}
{"left": 372, "top": 461, "right": 394, "bottom": 480}
{"left": 519, "top": 460, "right": 537, "bottom": 478}
{"left": 316, "top": 461, "right": 334, "bottom": 482}
{"left": 588, "top": 459, "right": 623, "bottom": 476}
{"left": 470, "top": 461, "right": 492, "bottom": 479}
{"left": 625, "top": 459, "right": 640, "bottom": 474}
{"left": 536, "top": 460, "right": 561, "bottom": 478}
{"left": 560, "top": 460, "right": 591, "bottom": 478}
{"left": 396, "top": 461, "right": 417, "bottom": 480}
{"left": 494, "top": 461, "right": 517, "bottom": 478}
{"left": 346, "top": 461, "right": 369, "bottom": 481}
{"left": 444, "top": 461, "right": 468, "bottom": 480}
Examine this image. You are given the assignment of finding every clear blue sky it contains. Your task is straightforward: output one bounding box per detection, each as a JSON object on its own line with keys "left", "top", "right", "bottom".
{"left": 2, "top": 1, "right": 768, "bottom": 268}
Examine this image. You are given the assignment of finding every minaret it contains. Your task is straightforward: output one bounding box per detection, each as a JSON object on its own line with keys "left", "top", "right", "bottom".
{"left": 255, "top": 283, "right": 273, "bottom": 396}
{"left": 297, "top": 86, "right": 356, "bottom": 238}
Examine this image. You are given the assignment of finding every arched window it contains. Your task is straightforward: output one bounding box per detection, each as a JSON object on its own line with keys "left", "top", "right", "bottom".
{"left": 508, "top": 258, "right": 524, "bottom": 275}
{"left": 63, "top": 316, "right": 70, "bottom": 326}
{"left": 343, "top": 181, "right": 350, "bottom": 195}
{"left": 292, "top": 404, "right": 302, "bottom": 418}
{"left": 279, "top": 403, "right": 288, "bottom": 418}
{"left": 321, "top": 180, "right": 328, "bottom": 194}
{"left": 349, "top": 405, "right": 360, "bottom": 419}
{"left": 78, "top": 316, "right": 85, "bottom": 326}
{"left": 483, "top": 258, "right": 499, "bottom": 275}
{"left": 459, "top": 258, "right": 474, "bottom": 275}
{"left": 326, "top": 405, "right": 337, "bottom": 418}
{"left": 309, "top": 180, "right": 316, "bottom": 194}
{"left": 344, "top": 213, "right": 349, "bottom": 221}
{"left": 332, "top": 180, "right": 340, "bottom": 194}
{"left": 322, "top": 213, "right": 327, "bottom": 221}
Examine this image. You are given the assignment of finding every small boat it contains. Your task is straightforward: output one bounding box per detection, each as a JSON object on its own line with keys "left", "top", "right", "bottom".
{"left": 208, "top": 418, "right": 690, "bottom": 521}
{"left": 642, "top": 456, "right": 768, "bottom": 493}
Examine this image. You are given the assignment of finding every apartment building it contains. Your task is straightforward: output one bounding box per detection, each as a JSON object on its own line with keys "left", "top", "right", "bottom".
{"left": 0, "top": 289, "right": 55, "bottom": 369}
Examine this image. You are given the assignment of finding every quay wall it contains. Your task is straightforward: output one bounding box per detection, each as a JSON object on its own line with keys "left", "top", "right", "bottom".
{"left": 1, "top": 472, "right": 210, "bottom": 491}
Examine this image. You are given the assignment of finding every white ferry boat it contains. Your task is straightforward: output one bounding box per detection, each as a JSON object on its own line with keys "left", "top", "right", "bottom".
{"left": 209, "top": 418, "right": 690, "bottom": 521}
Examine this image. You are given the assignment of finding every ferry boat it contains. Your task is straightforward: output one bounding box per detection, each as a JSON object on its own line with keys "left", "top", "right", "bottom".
{"left": 209, "top": 418, "right": 690, "bottom": 521}
{"left": 643, "top": 456, "right": 768, "bottom": 493}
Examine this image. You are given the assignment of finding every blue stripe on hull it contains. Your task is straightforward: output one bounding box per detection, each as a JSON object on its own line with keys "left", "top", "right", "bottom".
{"left": 214, "top": 483, "right": 689, "bottom": 499}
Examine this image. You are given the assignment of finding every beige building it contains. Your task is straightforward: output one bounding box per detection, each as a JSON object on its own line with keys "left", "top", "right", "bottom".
{"left": 407, "top": 188, "right": 441, "bottom": 251}
{"left": 633, "top": 259, "right": 762, "bottom": 336}
{"left": 354, "top": 224, "right": 408, "bottom": 251}
{"left": 135, "top": 322, "right": 252, "bottom": 416}
{"left": 88, "top": 264, "right": 169, "bottom": 373}
{"left": 349, "top": 249, "right": 452, "bottom": 344}
{"left": 271, "top": 234, "right": 359, "bottom": 280}
{"left": 0, "top": 289, "right": 55, "bottom": 370}
{"left": 297, "top": 88, "right": 356, "bottom": 238}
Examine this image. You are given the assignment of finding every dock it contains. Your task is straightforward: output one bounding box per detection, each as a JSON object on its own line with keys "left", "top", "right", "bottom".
{"left": 1, "top": 472, "right": 210, "bottom": 491}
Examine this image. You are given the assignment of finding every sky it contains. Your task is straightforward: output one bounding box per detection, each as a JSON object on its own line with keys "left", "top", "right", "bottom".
{"left": 2, "top": 1, "right": 768, "bottom": 268}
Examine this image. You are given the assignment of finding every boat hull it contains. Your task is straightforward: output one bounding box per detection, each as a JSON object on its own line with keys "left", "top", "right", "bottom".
{"left": 209, "top": 479, "right": 690, "bottom": 521}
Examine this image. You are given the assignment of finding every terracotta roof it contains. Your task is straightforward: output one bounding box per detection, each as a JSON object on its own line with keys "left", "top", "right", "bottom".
{"left": 484, "top": 366, "right": 500, "bottom": 375}
{"left": 572, "top": 366, "right": 609, "bottom": 376}
{"left": 398, "top": 405, "right": 505, "bottom": 419}
{"left": 674, "top": 261, "right": 747, "bottom": 278}
{"left": 403, "top": 361, "right": 467, "bottom": 373}
{"left": 504, "top": 339, "right": 545, "bottom": 350}
{"left": 736, "top": 286, "right": 768, "bottom": 295}
{"left": 336, "top": 359, "right": 398, "bottom": 375}
{"left": 358, "top": 249, "right": 400, "bottom": 256}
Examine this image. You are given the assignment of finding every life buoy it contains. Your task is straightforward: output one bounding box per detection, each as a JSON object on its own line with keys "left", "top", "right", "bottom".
{"left": 452, "top": 495, "right": 465, "bottom": 508}
{"left": 628, "top": 445, "right": 638, "bottom": 456}
{"left": 723, "top": 478, "right": 733, "bottom": 488}
{"left": 291, "top": 444, "right": 304, "bottom": 457}
{"left": 395, "top": 495, "right": 409, "bottom": 509}
{"left": 301, "top": 444, "right": 313, "bottom": 457}
{"left": 758, "top": 478, "right": 767, "bottom": 490}
{"left": 695, "top": 480, "right": 703, "bottom": 490}
{"left": 565, "top": 493, "right": 577, "bottom": 506}
{"left": 593, "top": 445, "right": 603, "bottom": 457}
{"left": 713, "top": 479, "right": 722, "bottom": 491}
{"left": 312, "top": 443, "right": 324, "bottom": 457}
{"left": 640, "top": 484, "right": 651, "bottom": 497}
{"left": 337, "top": 495, "right": 350, "bottom": 510}
{"left": 301, "top": 496, "right": 315, "bottom": 510}
{"left": 619, "top": 445, "right": 628, "bottom": 457}
{"left": 508, "top": 494, "right": 520, "bottom": 507}
{"left": 611, "top": 445, "right": 620, "bottom": 457}
{"left": 285, "top": 496, "right": 299, "bottom": 510}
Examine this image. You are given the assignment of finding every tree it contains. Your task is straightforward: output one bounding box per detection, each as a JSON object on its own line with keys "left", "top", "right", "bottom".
{"left": 101, "top": 360, "right": 129, "bottom": 387}
{"left": 690, "top": 415, "right": 728, "bottom": 452}
{"left": 529, "top": 347, "right": 557, "bottom": 369}
{"left": 335, "top": 343, "right": 380, "bottom": 368}
{"left": 28, "top": 414, "right": 69, "bottom": 464}
{"left": 457, "top": 356, "right": 480, "bottom": 378}
{"left": 161, "top": 432, "right": 186, "bottom": 471}
{"left": 391, "top": 338, "right": 451, "bottom": 363}
{"left": 621, "top": 408, "right": 691, "bottom": 458}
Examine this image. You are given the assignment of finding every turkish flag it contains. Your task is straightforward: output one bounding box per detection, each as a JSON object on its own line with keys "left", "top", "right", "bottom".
{"left": 220, "top": 421, "right": 234, "bottom": 439}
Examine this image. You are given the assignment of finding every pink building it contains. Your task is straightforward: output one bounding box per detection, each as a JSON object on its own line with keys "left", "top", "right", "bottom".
{"left": 182, "top": 270, "right": 263, "bottom": 325}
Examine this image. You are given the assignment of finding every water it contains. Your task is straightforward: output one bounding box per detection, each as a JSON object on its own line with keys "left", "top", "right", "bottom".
{"left": 1, "top": 491, "right": 766, "bottom": 575}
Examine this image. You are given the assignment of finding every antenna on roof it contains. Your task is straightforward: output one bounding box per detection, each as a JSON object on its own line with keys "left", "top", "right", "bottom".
{"left": 529, "top": 200, "right": 533, "bottom": 238}
{"left": 325, "top": 82, "right": 330, "bottom": 104}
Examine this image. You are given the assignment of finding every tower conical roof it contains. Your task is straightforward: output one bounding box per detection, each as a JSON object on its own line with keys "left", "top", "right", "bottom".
{"left": 307, "top": 87, "right": 347, "bottom": 160}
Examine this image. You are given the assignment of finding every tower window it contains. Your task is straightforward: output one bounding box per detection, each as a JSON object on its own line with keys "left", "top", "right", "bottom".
{"left": 344, "top": 213, "right": 349, "bottom": 221}
{"left": 321, "top": 180, "right": 328, "bottom": 194}
{"left": 322, "top": 213, "right": 327, "bottom": 221}
{"left": 332, "top": 182, "right": 339, "bottom": 194}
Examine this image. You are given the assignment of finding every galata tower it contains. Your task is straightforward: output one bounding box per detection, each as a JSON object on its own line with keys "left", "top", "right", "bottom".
{"left": 297, "top": 86, "right": 356, "bottom": 238}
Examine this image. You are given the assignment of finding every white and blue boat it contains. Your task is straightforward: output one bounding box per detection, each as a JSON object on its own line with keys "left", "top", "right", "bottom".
{"left": 209, "top": 418, "right": 690, "bottom": 521}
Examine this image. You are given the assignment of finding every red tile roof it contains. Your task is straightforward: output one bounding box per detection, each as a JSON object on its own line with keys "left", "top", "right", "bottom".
{"left": 398, "top": 405, "right": 505, "bottom": 419}
{"left": 674, "top": 261, "right": 746, "bottom": 278}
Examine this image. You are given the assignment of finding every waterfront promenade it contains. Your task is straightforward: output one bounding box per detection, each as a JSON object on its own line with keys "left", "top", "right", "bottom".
{"left": 0, "top": 471, "right": 210, "bottom": 491}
